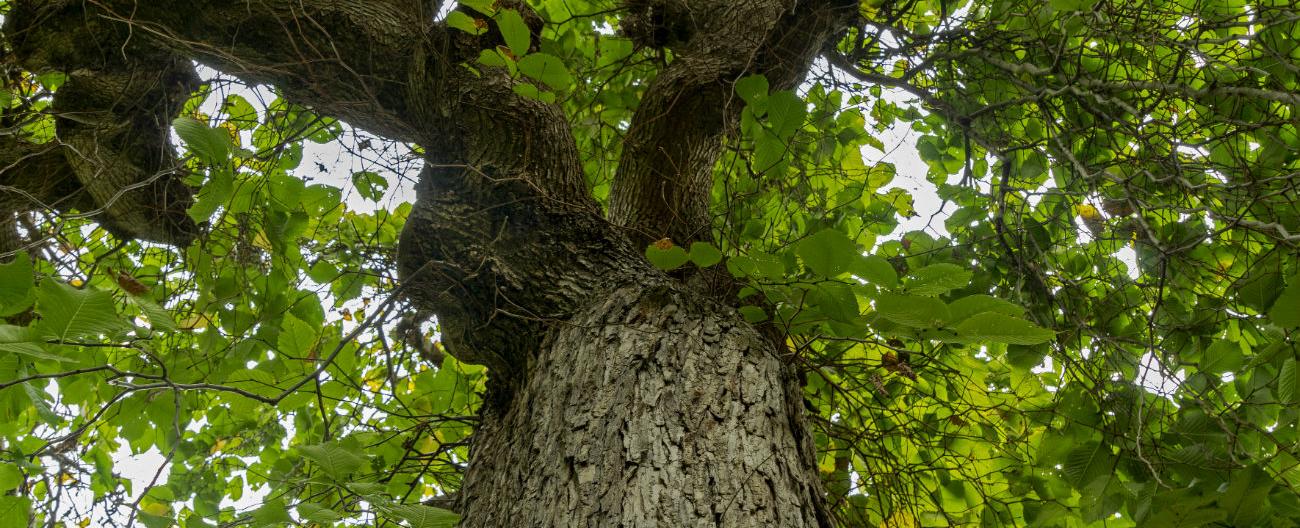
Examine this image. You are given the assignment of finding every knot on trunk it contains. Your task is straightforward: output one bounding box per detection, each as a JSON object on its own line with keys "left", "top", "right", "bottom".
{"left": 396, "top": 162, "right": 646, "bottom": 392}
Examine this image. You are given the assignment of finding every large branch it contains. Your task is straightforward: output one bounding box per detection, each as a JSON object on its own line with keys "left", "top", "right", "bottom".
{"left": 608, "top": 0, "right": 857, "bottom": 247}
{"left": 4, "top": 1, "right": 200, "bottom": 248}
{"left": 36, "top": 0, "right": 636, "bottom": 381}
{"left": 0, "top": 140, "right": 90, "bottom": 258}
{"left": 86, "top": 0, "right": 438, "bottom": 142}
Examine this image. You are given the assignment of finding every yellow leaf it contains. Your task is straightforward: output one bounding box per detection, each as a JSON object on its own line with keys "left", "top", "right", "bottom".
{"left": 880, "top": 511, "right": 918, "bottom": 528}
{"left": 1073, "top": 203, "right": 1102, "bottom": 221}
{"left": 252, "top": 230, "right": 273, "bottom": 250}
{"left": 416, "top": 435, "right": 437, "bottom": 453}
{"left": 140, "top": 500, "right": 171, "bottom": 517}
{"left": 79, "top": 519, "right": 91, "bottom": 528}
{"left": 818, "top": 454, "right": 836, "bottom": 474}
{"left": 220, "top": 122, "right": 241, "bottom": 147}
{"left": 68, "top": 278, "right": 83, "bottom": 287}
{"left": 178, "top": 313, "right": 211, "bottom": 330}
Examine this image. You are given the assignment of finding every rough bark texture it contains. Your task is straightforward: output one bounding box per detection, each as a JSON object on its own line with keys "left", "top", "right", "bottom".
{"left": 462, "top": 282, "right": 828, "bottom": 526}
{"left": 3, "top": 0, "right": 199, "bottom": 251}
{"left": 609, "top": 0, "right": 856, "bottom": 248}
{"left": 2, "top": 1, "right": 855, "bottom": 525}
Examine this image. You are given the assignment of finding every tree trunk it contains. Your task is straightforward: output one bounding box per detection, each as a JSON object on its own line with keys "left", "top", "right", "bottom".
{"left": 3, "top": 1, "right": 855, "bottom": 525}
{"left": 460, "top": 282, "right": 829, "bottom": 527}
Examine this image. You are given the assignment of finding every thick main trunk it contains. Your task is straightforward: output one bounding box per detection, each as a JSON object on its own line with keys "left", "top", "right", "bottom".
{"left": 460, "top": 281, "right": 829, "bottom": 527}
{"left": 8, "top": 2, "right": 849, "bottom": 524}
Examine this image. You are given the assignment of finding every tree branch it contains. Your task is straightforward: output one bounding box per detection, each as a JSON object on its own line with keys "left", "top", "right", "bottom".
{"left": 10, "top": 0, "right": 650, "bottom": 388}
{"left": 608, "top": 0, "right": 857, "bottom": 247}
{"left": 4, "top": 1, "right": 200, "bottom": 247}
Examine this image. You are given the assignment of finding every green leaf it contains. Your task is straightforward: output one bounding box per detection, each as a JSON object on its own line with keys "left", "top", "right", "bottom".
{"left": 688, "top": 242, "right": 723, "bottom": 268}
{"left": 251, "top": 498, "right": 292, "bottom": 526}
{"left": 1218, "top": 465, "right": 1274, "bottom": 526}
{"left": 300, "top": 442, "right": 365, "bottom": 480}
{"left": 36, "top": 72, "right": 67, "bottom": 90}
{"left": 1201, "top": 339, "right": 1244, "bottom": 375}
{"left": 0, "top": 325, "right": 32, "bottom": 342}
{"left": 1005, "top": 344, "right": 1048, "bottom": 370}
{"left": 646, "top": 244, "right": 690, "bottom": 271}
{"left": 1236, "top": 272, "right": 1282, "bottom": 312}
{"left": 0, "top": 342, "right": 71, "bottom": 362}
{"left": 221, "top": 94, "right": 259, "bottom": 129}
{"left": 352, "top": 171, "right": 389, "bottom": 201}
{"left": 947, "top": 294, "right": 1024, "bottom": 322}
{"left": 269, "top": 172, "right": 308, "bottom": 211}
{"left": 852, "top": 255, "right": 898, "bottom": 287}
{"left": 139, "top": 512, "right": 173, "bottom": 528}
{"left": 130, "top": 297, "right": 178, "bottom": 333}
{"left": 22, "top": 370, "right": 58, "bottom": 424}
{"left": 796, "top": 229, "right": 859, "bottom": 277}
{"left": 767, "top": 91, "right": 807, "bottom": 138}
{"left": 386, "top": 503, "right": 460, "bottom": 528}
{"left": 1050, "top": 0, "right": 1098, "bottom": 11}
{"left": 738, "top": 306, "right": 767, "bottom": 323}
{"left": 735, "top": 75, "right": 769, "bottom": 109}
{"left": 478, "top": 48, "right": 510, "bottom": 68}
{"left": 278, "top": 313, "right": 318, "bottom": 356}
{"left": 187, "top": 169, "right": 233, "bottom": 222}
{"left": 809, "top": 283, "right": 860, "bottom": 323}
{"left": 35, "top": 281, "right": 127, "bottom": 341}
{"left": 874, "top": 293, "right": 950, "bottom": 328}
{"left": 1268, "top": 282, "right": 1300, "bottom": 327}
{"left": 905, "top": 263, "right": 972, "bottom": 296}
{"left": 953, "top": 313, "right": 1055, "bottom": 345}
{"left": 445, "top": 10, "right": 486, "bottom": 35}
{"left": 346, "top": 482, "right": 388, "bottom": 497}
{"left": 172, "top": 116, "right": 230, "bottom": 164}
{"left": 1280, "top": 358, "right": 1299, "bottom": 405}
{"left": 458, "top": 0, "right": 496, "bottom": 15}
{"left": 518, "top": 53, "right": 572, "bottom": 90}
{"left": 0, "top": 252, "right": 35, "bottom": 317}
{"left": 511, "top": 82, "right": 554, "bottom": 103}
{"left": 495, "top": 9, "right": 531, "bottom": 57}
{"left": 297, "top": 502, "right": 346, "bottom": 523}
{"left": 0, "top": 464, "right": 22, "bottom": 492}
{"left": 0, "top": 496, "right": 32, "bottom": 523}
{"left": 1062, "top": 441, "right": 1116, "bottom": 489}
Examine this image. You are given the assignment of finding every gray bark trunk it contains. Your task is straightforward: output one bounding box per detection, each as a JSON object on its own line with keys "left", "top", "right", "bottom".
{"left": 460, "top": 282, "right": 829, "bottom": 527}
{"left": 3, "top": 1, "right": 854, "bottom": 524}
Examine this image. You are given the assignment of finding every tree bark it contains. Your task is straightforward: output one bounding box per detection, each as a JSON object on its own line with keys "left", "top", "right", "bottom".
{"left": 609, "top": 0, "right": 856, "bottom": 248}
{"left": 2, "top": 1, "right": 853, "bottom": 525}
{"left": 460, "top": 281, "right": 828, "bottom": 526}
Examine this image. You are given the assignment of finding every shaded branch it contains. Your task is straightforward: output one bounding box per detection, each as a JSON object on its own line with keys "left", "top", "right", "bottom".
{"left": 4, "top": 1, "right": 200, "bottom": 247}
{"left": 608, "top": 0, "right": 858, "bottom": 247}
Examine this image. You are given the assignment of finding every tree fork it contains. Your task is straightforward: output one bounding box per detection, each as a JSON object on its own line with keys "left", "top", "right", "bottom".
{"left": 7, "top": 1, "right": 855, "bottom": 525}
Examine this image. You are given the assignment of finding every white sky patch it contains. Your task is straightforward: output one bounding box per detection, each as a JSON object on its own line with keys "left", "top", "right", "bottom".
{"left": 1137, "top": 352, "right": 1185, "bottom": 399}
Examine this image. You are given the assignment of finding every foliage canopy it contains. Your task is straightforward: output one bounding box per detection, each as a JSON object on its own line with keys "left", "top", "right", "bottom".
{"left": 1, "top": 0, "right": 1298, "bottom": 526}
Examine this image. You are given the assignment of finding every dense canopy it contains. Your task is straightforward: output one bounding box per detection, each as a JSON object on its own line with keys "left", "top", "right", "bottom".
{"left": 1, "top": 0, "right": 1298, "bottom": 526}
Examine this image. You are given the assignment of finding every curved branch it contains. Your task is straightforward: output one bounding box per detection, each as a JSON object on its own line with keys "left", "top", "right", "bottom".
{"left": 5, "top": 1, "right": 202, "bottom": 247}
{"left": 608, "top": 0, "right": 857, "bottom": 247}
{"left": 11, "top": 0, "right": 647, "bottom": 387}
{"left": 87, "top": 0, "right": 440, "bottom": 142}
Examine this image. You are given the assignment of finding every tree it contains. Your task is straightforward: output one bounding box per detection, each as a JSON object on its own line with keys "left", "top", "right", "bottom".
{"left": 1, "top": 0, "right": 1298, "bottom": 525}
